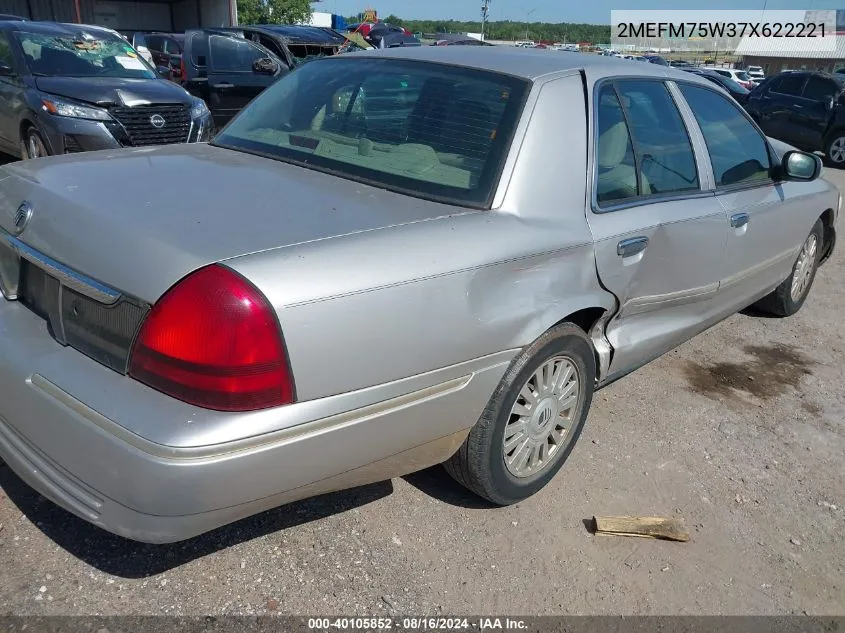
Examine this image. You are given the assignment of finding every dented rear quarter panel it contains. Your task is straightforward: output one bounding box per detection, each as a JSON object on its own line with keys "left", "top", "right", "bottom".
{"left": 226, "top": 71, "right": 616, "bottom": 402}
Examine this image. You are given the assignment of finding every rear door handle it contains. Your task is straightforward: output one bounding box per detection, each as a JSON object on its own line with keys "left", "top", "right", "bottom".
{"left": 617, "top": 236, "right": 649, "bottom": 257}
{"left": 212, "top": 83, "right": 235, "bottom": 89}
{"left": 730, "top": 213, "right": 750, "bottom": 228}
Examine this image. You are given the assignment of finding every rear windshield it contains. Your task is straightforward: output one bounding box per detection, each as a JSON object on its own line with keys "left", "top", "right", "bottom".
{"left": 16, "top": 29, "right": 155, "bottom": 78}
{"left": 213, "top": 57, "right": 529, "bottom": 207}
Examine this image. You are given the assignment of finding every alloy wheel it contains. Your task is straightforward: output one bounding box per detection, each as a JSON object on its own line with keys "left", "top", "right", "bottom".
{"left": 503, "top": 355, "right": 581, "bottom": 478}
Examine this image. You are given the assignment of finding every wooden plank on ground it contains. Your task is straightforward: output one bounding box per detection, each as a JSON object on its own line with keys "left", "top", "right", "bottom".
{"left": 593, "top": 516, "right": 690, "bottom": 542}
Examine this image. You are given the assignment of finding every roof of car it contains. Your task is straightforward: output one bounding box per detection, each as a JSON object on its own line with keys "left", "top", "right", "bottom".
{"left": 249, "top": 24, "right": 347, "bottom": 44}
{"left": 350, "top": 46, "right": 708, "bottom": 83}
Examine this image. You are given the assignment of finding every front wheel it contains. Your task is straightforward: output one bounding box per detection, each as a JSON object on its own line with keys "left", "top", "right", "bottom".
{"left": 753, "top": 220, "right": 823, "bottom": 317}
{"left": 444, "top": 322, "right": 596, "bottom": 506}
{"left": 21, "top": 126, "right": 50, "bottom": 160}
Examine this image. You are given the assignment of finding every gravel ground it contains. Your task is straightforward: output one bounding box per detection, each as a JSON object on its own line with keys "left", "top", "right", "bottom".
{"left": 0, "top": 163, "right": 843, "bottom": 617}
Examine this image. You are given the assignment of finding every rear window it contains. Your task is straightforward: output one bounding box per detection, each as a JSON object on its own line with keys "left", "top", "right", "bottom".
{"left": 213, "top": 57, "right": 529, "bottom": 207}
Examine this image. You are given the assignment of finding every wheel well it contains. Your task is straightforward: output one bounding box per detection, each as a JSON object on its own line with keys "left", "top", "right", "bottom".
{"left": 19, "top": 119, "right": 34, "bottom": 141}
{"left": 825, "top": 127, "right": 845, "bottom": 147}
{"left": 559, "top": 307, "right": 607, "bottom": 334}
{"left": 820, "top": 208, "right": 836, "bottom": 263}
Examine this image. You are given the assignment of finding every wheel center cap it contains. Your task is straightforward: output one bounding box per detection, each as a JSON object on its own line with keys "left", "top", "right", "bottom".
{"left": 530, "top": 397, "right": 558, "bottom": 436}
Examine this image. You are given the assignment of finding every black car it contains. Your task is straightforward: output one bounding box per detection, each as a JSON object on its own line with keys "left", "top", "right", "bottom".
{"left": 181, "top": 29, "right": 287, "bottom": 129}
{"left": 642, "top": 54, "right": 668, "bottom": 66}
{"left": 745, "top": 71, "right": 845, "bottom": 167}
{"left": 684, "top": 67, "right": 751, "bottom": 104}
{"left": 181, "top": 27, "right": 366, "bottom": 128}
{"left": 0, "top": 21, "right": 213, "bottom": 158}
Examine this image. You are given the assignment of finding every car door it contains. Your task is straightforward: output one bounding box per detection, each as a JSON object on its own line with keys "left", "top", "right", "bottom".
{"left": 752, "top": 73, "right": 809, "bottom": 145}
{"left": 206, "top": 34, "right": 280, "bottom": 128}
{"left": 794, "top": 75, "right": 839, "bottom": 149}
{"left": 587, "top": 79, "right": 728, "bottom": 378}
{"left": 676, "top": 82, "right": 808, "bottom": 310}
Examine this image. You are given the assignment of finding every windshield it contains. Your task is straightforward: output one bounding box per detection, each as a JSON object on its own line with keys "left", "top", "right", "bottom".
{"left": 735, "top": 71, "right": 750, "bottom": 81}
{"left": 214, "top": 58, "right": 529, "bottom": 207}
{"left": 16, "top": 30, "right": 156, "bottom": 78}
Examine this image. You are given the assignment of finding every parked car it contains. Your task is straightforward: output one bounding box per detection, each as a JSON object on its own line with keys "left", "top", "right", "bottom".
{"left": 746, "top": 71, "right": 845, "bottom": 167}
{"left": 642, "top": 54, "right": 668, "bottom": 66}
{"left": 0, "top": 48, "right": 838, "bottom": 543}
{"left": 684, "top": 67, "right": 751, "bottom": 104}
{"left": 180, "top": 29, "right": 287, "bottom": 128}
{"left": 140, "top": 32, "right": 185, "bottom": 79}
{"left": 711, "top": 68, "right": 755, "bottom": 89}
{"left": 238, "top": 25, "right": 369, "bottom": 67}
{"left": 746, "top": 65, "right": 765, "bottom": 80}
{"left": 0, "top": 21, "right": 212, "bottom": 158}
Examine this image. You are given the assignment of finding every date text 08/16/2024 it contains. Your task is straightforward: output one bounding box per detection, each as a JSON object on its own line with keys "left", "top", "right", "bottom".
{"left": 307, "top": 617, "right": 528, "bottom": 631}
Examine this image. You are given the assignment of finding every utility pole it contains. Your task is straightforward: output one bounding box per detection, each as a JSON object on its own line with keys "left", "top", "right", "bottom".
{"left": 481, "top": 0, "right": 490, "bottom": 42}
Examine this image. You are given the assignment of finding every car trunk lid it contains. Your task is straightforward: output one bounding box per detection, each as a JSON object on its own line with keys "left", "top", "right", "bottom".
{"left": 0, "top": 143, "right": 459, "bottom": 304}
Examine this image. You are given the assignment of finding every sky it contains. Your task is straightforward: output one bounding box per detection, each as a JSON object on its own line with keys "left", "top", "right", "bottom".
{"left": 315, "top": 0, "right": 835, "bottom": 24}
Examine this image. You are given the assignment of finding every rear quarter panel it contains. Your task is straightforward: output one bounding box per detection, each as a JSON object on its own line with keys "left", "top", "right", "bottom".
{"left": 226, "top": 72, "right": 615, "bottom": 402}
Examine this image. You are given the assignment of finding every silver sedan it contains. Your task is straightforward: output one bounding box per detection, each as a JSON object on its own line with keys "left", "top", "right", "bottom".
{"left": 0, "top": 47, "right": 839, "bottom": 543}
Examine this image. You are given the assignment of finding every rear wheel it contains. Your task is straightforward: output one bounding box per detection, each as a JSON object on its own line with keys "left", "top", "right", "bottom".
{"left": 753, "top": 220, "right": 823, "bottom": 317}
{"left": 21, "top": 126, "right": 50, "bottom": 160}
{"left": 444, "top": 322, "right": 595, "bottom": 505}
{"left": 824, "top": 131, "right": 845, "bottom": 168}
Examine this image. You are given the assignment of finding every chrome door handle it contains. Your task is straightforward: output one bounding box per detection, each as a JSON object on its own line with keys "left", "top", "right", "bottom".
{"left": 212, "top": 83, "right": 235, "bottom": 88}
{"left": 730, "top": 213, "right": 750, "bottom": 228}
{"left": 617, "top": 236, "right": 649, "bottom": 257}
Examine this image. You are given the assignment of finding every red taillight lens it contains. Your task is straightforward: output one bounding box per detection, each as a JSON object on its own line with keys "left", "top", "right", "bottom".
{"left": 129, "top": 265, "right": 294, "bottom": 412}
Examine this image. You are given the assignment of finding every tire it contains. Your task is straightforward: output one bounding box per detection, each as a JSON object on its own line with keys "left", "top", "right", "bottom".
{"left": 753, "top": 219, "right": 824, "bottom": 317}
{"left": 444, "top": 322, "right": 596, "bottom": 506}
{"left": 20, "top": 126, "right": 50, "bottom": 160}
{"left": 823, "top": 130, "right": 845, "bottom": 168}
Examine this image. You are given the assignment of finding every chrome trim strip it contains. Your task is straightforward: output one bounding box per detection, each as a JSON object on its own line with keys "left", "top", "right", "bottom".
{"left": 29, "top": 372, "right": 477, "bottom": 461}
{"left": 1, "top": 233, "right": 121, "bottom": 305}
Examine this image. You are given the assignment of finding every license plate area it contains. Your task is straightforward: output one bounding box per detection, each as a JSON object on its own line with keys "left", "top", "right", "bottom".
{"left": 1, "top": 239, "right": 150, "bottom": 374}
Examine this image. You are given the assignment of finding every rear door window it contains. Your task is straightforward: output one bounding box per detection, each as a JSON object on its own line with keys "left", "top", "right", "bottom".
{"left": 0, "top": 31, "right": 13, "bottom": 68}
{"left": 772, "top": 74, "right": 807, "bottom": 96}
{"left": 679, "top": 83, "right": 772, "bottom": 187}
{"left": 802, "top": 76, "right": 838, "bottom": 102}
{"left": 213, "top": 57, "right": 529, "bottom": 207}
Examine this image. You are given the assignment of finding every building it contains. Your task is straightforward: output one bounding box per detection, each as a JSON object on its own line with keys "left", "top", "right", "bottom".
{"left": 0, "top": 0, "right": 236, "bottom": 31}
{"left": 736, "top": 10, "right": 845, "bottom": 74}
{"left": 736, "top": 34, "right": 845, "bottom": 75}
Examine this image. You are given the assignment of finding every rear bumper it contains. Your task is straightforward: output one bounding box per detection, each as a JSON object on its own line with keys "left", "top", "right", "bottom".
{"left": 0, "top": 299, "right": 511, "bottom": 543}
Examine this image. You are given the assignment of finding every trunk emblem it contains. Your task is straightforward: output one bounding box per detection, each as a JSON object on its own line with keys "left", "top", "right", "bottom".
{"left": 150, "top": 114, "right": 166, "bottom": 128}
{"left": 13, "top": 202, "right": 33, "bottom": 235}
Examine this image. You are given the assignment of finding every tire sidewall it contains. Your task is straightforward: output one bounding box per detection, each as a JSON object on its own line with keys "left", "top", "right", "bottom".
{"left": 485, "top": 330, "right": 595, "bottom": 503}
{"left": 22, "top": 127, "right": 48, "bottom": 159}
{"left": 783, "top": 221, "right": 824, "bottom": 313}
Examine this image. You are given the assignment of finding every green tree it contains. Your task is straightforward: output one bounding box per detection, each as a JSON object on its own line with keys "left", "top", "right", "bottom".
{"left": 236, "top": 0, "right": 312, "bottom": 25}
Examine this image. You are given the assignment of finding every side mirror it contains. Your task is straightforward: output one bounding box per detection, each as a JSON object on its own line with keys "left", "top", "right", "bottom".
{"left": 0, "top": 62, "right": 13, "bottom": 77}
{"left": 156, "top": 65, "right": 172, "bottom": 80}
{"left": 781, "top": 150, "right": 821, "bottom": 182}
{"left": 252, "top": 57, "right": 278, "bottom": 75}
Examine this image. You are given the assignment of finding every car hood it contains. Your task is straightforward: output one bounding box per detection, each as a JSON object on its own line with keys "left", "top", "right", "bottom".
{"left": 34, "top": 76, "right": 192, "bottom": 107}
{"left": 0, "top": 143, "right": 461, "bottom": 303}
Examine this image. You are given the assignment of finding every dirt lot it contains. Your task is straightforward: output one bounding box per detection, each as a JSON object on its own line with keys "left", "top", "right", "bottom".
{"left": 0, "top": 161, "right": 843, "bottom": 617}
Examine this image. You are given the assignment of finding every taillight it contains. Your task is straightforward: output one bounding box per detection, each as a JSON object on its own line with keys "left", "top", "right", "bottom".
{"left": 128, "top": 265, "right": 294, "bottom": 412}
